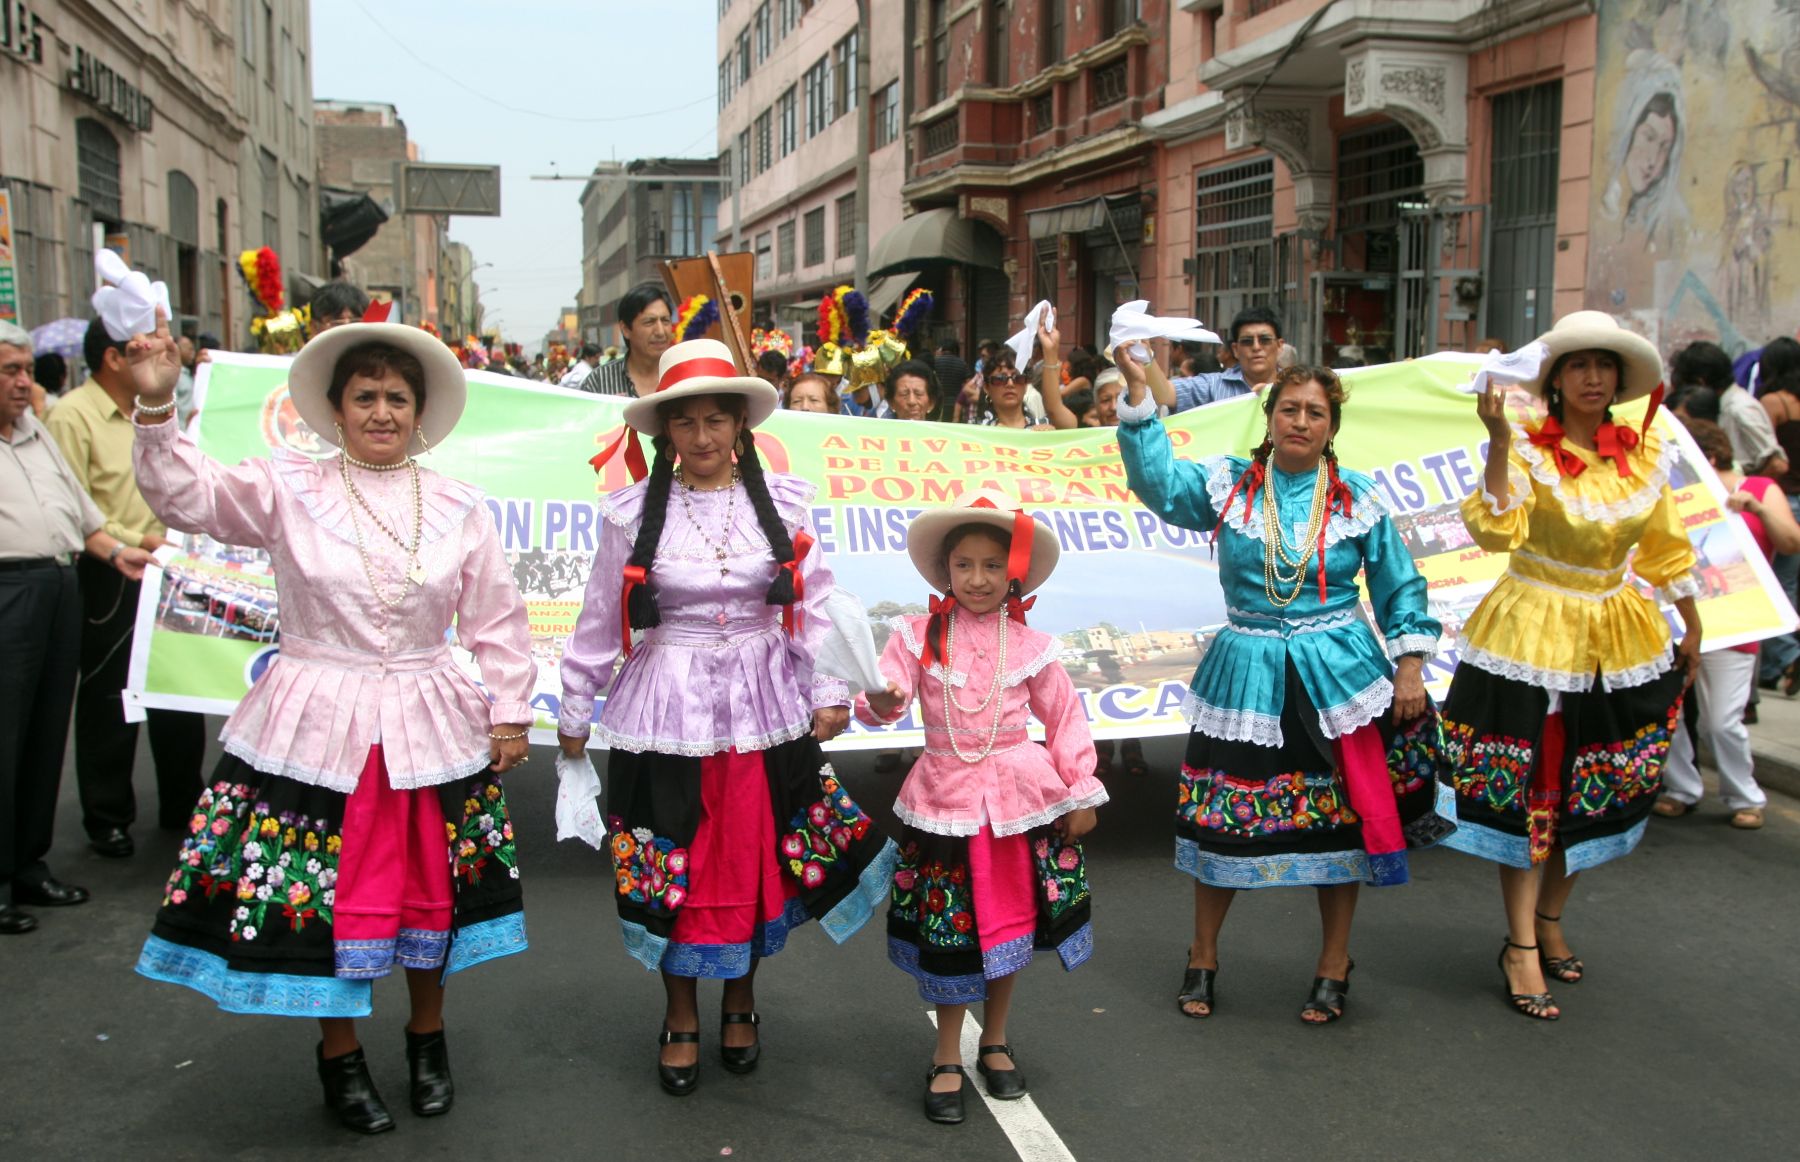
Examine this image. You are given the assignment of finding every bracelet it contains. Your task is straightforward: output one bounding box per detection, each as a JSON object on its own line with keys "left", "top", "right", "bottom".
{"left": 488, "top": 729, "right": 528, "bottom": 741}
{"left": 107, "top": 542, "right": 125, "bottom": 564}
{"left": 133, "top": 395, "right": 177, "bottom": 416}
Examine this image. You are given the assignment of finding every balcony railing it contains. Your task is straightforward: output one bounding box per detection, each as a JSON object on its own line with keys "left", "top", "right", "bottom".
{"left": 922, "top": 113, "right": 959, "bottom": 158}
{"left": 1090, "top": 57, "right": 1129, "bottom": 110}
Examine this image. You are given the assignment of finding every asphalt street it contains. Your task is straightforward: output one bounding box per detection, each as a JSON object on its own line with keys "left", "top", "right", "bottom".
{"left": 3, "top": 729, "right": 1796, "bottom": 1161}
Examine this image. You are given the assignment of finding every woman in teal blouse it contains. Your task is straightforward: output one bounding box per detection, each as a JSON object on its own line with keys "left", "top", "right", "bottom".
{"left": 1115, "top": 355, "right": 1453, "bottom": 1025}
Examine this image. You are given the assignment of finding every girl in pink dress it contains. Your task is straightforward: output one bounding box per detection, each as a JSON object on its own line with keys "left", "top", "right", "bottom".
{"left": 858, "top": 491, "right": 1107, "bottom": 1125}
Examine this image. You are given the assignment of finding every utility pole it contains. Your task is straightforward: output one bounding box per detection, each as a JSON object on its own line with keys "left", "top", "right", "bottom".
{"left": 853, "top": 0, "right": 871, "bottom": 289}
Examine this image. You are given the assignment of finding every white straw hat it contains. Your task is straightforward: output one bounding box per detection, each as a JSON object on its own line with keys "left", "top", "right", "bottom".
{"left": 904, "top": 488, "right": 1061, "bottom": 595}
{"left": 287, "top": 322, "right": 467, "bottom": 449}
{"left": 1522, "top": 310, "right": 1664, "bottom": 405}
{"left": 621, "top": 338, "right": 779, "bottom": 436}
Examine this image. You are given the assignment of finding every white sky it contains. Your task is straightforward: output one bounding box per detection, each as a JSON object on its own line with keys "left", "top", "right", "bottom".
{"left": 311, "top": 0, "right": 719, "bottom": 351}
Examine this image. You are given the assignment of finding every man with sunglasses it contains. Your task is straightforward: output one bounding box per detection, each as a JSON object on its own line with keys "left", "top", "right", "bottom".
{"left": 1165, "top": 306, "right": 1285, "bottom": 412}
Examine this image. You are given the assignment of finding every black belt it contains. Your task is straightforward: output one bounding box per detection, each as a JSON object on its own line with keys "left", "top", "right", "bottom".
{"left": 0, "top": 556, "right": 72, "bottom": 572}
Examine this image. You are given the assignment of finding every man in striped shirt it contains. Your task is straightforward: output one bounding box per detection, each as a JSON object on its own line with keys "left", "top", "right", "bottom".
{"left": 580, "top": 282, "right": 676, "bottom": 397}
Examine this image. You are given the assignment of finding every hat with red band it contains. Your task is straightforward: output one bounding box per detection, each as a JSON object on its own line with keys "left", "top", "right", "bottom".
{"left": 904, "top": 488, "right": 1060, "bottom": 596}
{"left": 620, "top": 338, "right": 779, "bottom": 436}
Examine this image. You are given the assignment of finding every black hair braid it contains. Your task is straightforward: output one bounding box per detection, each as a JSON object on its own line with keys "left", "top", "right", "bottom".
{"left": 625, "top": 435, "right": 676, "bottom": 630}
{"left": 735, "top": 432, "right": 799, "bottom": 606}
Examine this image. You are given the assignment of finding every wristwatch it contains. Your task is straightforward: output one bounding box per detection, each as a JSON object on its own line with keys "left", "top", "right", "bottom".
{"left": 107, "top": 542, "right": 126, "bottom": 564}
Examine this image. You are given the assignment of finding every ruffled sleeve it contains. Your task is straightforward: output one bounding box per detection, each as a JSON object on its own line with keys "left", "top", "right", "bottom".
{"left": 1360, "top": 502, "right": 1442, "bottom": 659}
{"left": 132, "top": 415, "right": 277, "bottom": 548}
{"left": 1024, "top": 648, "right": 1102, "bottom": 793}
{"left": 454, "top": 500, "right": 537, "bottom": 725}
{"left": 558, "top": 506, "right": 633, "bottom": 738}
{"left": 1117, "top": 415, "right": 1224, "bottom": 534}
{"left": 854, "top": 618, "right": 923, "bottom": 727}
{"left": 1460, "top": 436, "right": 1535, "bottom": 554}
{"left": 1634, "top": 484, "right": 1702, "bottom": 603}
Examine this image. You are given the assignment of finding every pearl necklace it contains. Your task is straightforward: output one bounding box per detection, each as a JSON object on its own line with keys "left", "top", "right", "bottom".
{"left": 340, "top": 450, "right": 413, "bottom": 472}
{"left": 675, "top": 465, "right": 740, "bottom": 579}
{"left": 1261, "top": 464, "right": 1328, "bottom": 608}
{"left": 940, "top": 608, "right": 1009, "bottom": 764}
{"left": 339, "top": 453, "right": 426, "bottom": 605}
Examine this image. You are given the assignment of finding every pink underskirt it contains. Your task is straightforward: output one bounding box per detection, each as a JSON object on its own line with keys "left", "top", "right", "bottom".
{"left": 335, "top": 745, "right": 454, "bottom": 954}
{"left": 966, "top": 827, "right": 1037, "bottom": 955}
{"left": 669, "top": 747, "right": 799, "bottom": 946}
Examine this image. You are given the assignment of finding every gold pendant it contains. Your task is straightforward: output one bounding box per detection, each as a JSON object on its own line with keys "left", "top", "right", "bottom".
{"left": 408, "top": 563, "right": 427, "bottom": 586}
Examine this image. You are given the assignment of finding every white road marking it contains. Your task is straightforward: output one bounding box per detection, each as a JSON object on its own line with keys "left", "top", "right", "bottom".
{"left": 926, "top": 1010, "right": 1079, "bottom": 1162}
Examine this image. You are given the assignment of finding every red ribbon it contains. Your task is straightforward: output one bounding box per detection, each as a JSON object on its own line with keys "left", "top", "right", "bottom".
{"left": 619, "top": 565, "right": 647, "bottom": 659}
{"left": 1527, "top": 418, "right": 1588, "bottom": 479}
{"left": 968, "top": 497, "right": 1039, "bottom": 616}
{"left": 919, "top": 594, "right": 957, "bottom": 669}
{"left": 780, "top": 529, "right": 814, "bottom": 638}
{"left": 1315, "top": 472, "right": 1357, "bottom": 603}
{"left": 657, "top": 356, "right": 739, "bottom": 392}
{"left": 590, "top": 424, "right": 648, "bottom": 482}
{"left": 1641, "top": 382, "right": 1665, "bottom": 441}
{"left": 1594, "top": 421, "right": 1639, "bottom": 478}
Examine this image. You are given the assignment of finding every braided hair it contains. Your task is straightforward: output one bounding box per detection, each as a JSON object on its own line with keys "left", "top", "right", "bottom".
{"left": 623, "top": 393, "right": 797, "bottom": 631}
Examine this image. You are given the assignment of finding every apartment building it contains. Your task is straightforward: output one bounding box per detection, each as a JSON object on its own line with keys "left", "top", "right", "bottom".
{"left": 577, "top": 157, "right": 722, "bottom": 345}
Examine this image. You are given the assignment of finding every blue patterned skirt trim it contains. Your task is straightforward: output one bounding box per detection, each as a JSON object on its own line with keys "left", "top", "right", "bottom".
{"left": 1440, "top": 815, "right": 1648, "bottom": 873}
{"left": 887, "top": 922, "right": 1095, "bottom": 1005}
{"left": 136, "top": 933, "right": 374, "bottom": 1019}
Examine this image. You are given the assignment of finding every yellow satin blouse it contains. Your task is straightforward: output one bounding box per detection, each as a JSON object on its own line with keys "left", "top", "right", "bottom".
{"left": 1457, "top": 421, "right": 1699, "bottom": 692}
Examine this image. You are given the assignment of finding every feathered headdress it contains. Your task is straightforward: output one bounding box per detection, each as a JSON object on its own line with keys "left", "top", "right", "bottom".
{"left": 893, "top": 288, "right": 935, "bottom": 340}
{"left": 675, "top": 294, "right": 719, "bottom": 342}
{"left": 236, "top": 247, "right": 285, "bottom": 314}
{"left": 817, "top": 292, "right": 845, "bottom": 346}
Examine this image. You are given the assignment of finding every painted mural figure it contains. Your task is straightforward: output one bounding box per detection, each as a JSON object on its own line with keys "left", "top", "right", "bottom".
{"left": 1595, "top": 51, "right": 1691, "bottom": 309}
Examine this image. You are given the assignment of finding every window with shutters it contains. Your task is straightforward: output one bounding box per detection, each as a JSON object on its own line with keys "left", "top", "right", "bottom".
{"left": 76, "top": 118, "right": 122, "bottom": 223}
{"left": 804, "top": 58, "right": 831, "bottom": 137}
{"left": 803, "top": 207, "right": 825, "bottom": 266}
{"left": 778, "top": 86, "right": 797, "bottom": 157}
{"left": 777, "top": 221, "right": 795, "bottom": 274}
{"left": 755, "top": 110, "right": 772, "bottom": 174}
{"left": 755, "top": 231, "right": 772, "bottom": 280}
{"left": 837, "top": 193, "right": 856, "bottom": 258}
{"left": 833, "top": 30, "right": 858, "bottom": 116}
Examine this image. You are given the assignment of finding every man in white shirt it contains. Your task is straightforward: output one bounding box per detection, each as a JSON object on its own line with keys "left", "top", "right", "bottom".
{"left": 559, "top": 342, "right": 603, "bottom": 390}
{"left": 1673, "top": 341, "right": 1787, "bottom": 476}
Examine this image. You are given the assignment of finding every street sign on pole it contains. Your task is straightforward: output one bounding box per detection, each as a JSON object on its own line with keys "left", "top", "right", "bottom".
{"left": 0, "top": 188, "right": 20, "bottom": 324}
{"left": 398, "top": 163, "right": 501, "bottom": 216}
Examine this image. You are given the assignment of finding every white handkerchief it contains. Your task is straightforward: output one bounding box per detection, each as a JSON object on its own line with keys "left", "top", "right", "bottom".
{"left": 815, "top": 589, "right": 886, "bottom": 693}
{"left": 92, "top": 249, "right": 172, "bottom": 341}
{"left": 1464, "top": 340, "right": 1549, "bottom": 395}
{"left": 1006, "top": 300, "right": 1056, "bottom": 371}
{"left": 1108, "top": 300, "right": 1222, "bottom": 363}
{"left": 554, "top": 751, "right": 606, "bottom": 849}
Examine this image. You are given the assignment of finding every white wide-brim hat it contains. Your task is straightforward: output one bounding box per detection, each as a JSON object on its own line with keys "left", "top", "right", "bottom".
{"left": 1523, "top": 310, "right": 1664, "bottom": 405}
{"left": 621, "top": 338, "right": 779, "bottom": 436}
{"left": 905, "top": 488, "right": 1061, "bottom": 595}
{"left": 288, "top": 322, "right": 468, "bottom": 449}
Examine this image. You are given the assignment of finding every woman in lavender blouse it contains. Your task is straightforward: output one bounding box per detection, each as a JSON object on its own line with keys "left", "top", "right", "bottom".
{"left": 559, "top": 339, "right": 896, "bottom": 1097}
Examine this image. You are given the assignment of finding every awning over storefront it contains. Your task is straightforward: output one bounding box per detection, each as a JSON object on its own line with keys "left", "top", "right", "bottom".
{"left": 868, "top": 208, "right": 1003, "bottom": 275}
{"left": 1027, "top": 198, "right": 1108, "bottom": 239}
{"left": 866, "top": 271, "right": 917, "bottom": 318}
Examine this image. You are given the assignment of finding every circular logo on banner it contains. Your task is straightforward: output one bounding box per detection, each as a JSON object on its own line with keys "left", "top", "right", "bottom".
{"left": 260, "top": 384, "right": 329, "bottom": 457}
{"left": 245, "top": 644, "right": 280, "bottom": 686}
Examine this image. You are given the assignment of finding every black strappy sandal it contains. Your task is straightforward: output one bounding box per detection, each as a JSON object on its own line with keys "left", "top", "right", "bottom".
{"left": 1534, "top": 912, "right": 1584, "bottom": 984}
{"left": 1299, "top": 960, "right": 1354, "bottom": 1025}
{"left": 1177, "top": 959, "right": 1217, "bottom": 1018}
{"left": 719, "top": 1011, "right": 761, "bottom": 1074}
{"left": 1498, "top": 940, "right": 1559, "bottom": 1021}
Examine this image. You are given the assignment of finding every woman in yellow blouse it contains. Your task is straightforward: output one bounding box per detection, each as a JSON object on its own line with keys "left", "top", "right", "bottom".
{"left": 1443, "top": 311, "right": 1700, "bottom": 1021}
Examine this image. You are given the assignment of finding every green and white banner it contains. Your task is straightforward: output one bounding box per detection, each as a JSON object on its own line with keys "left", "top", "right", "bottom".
{"left": 125, "top": 351, "right": 1797, "bottom": 748}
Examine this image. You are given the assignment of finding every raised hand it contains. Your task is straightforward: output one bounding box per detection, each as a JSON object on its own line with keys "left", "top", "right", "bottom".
{"left": 126, "top": 306, "right": 182, "bottom": 401}
{"left": 1476, "top": 383, "right": 1512, "bottom": 445}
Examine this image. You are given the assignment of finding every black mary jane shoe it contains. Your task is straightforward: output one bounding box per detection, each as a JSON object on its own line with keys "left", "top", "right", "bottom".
{"left": 405, "top": 1027, "right": 454, "bottom": 1117}
{"left": 658, "top": 1028, "right": 700, "bottom": 1097}
{"left": 719, "top": 1011, "right": 761, "bottom": 1074}
{"left": 316, "top": 1043, "right": 396, "bottom": 1135}
{"left": 923, "top": 1063, "right": 968, "bottom": 1125}
{"left": 1177, "top": 958, "right": 1218, "bottom": 1018}
{"left": 1299, "top": 960, "right": 1355, "bottom": 1025}
{"left": 975, "top": 1043, "right": 1029, "bottom": 1100}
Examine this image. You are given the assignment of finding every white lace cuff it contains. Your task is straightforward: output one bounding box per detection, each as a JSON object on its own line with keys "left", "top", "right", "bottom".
{"left": 1114, "top": 390, "right": 1159, "bottom": 424}
{"left": 812, "top": 672, "right": 851, "bottom": 709}
{"left": 1656, "top": 572, "right": 1703, "bottom": 604}
{"left": 1386, "top": 634, "right": 1439, "bottom": 660}
{"left": 1480, "top": 467, "right": 1530, "bottom": 516}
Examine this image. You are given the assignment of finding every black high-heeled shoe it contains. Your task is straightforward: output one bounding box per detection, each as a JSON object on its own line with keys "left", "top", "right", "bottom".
{"left": 405, "top": 1027, "right": 454, "bottom": 1117}
{"left": 923, "top": 1063, "right": 967, "bottom": 1125}
{"left": 316, "top": 1043, "right": 395, "bottom": 1135}
{"left": 975, "top": 1043, "right": 1028, "bottom": 1100}
{"left": 1498, "top": 939, "right": 1559, "bottom": 1020}
{"left": 658, "top": 1028, "right": 700, "bottom": 1096}
{"left": 1534, "top": 911, "right": 1584, "bottom": 984}
{"left": 1299, "top": 959, "right": 1354, "bottom": 1025}
{"left": 1177, "top": 957, "right": 1217, "bottom": 1018}
{"left": 719, "top": 1011, "right": 761, "bottom": 1074}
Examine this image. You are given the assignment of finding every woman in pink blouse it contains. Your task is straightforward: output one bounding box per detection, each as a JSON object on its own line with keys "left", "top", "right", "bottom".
{"left": 127, "top": 313, "right": 535, "bottom": 1136}
{"left": 558, "top": 339, "right": 895, "bottom": 1098}
{"left": 858, "top": 490, "right": 1107, "bottom": 1126}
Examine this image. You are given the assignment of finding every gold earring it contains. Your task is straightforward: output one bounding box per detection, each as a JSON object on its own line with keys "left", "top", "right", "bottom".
{"left": 416, "top": 428, "right": 431, "bottom": 454}
{"left": 334, "top": 421, "right": 346, "bottom": 445}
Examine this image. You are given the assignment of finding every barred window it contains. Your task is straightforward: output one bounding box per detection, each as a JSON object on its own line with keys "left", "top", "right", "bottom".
{"left": 1193, "top": 157, "right": 1276, "bottom": 331}
{"left": 804, "top": 207, "right": 826, "bottom": 266}
{"left": 777, "top": 221, "right": 796, "bottom": 274}
{"left": 836, "top": 193, "right": 856, "bottom": 258}
{"left": 755, "top": 110, "right": 772, "bottom": 173}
